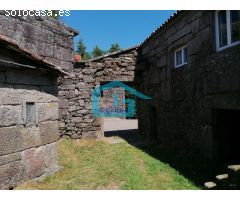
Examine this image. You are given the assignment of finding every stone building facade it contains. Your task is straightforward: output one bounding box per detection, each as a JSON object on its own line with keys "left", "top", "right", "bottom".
{"left": 59, "top": 48, "right": 137, "bottom": 139}
{"left": 0, "top": 11, "right": 78, "bottom": 189}
{"left": 136, "top": 11, "right": 240, "bottom": 172}
{"left": 0, "top": 11, "right": 78, "bottom": 72}
{"left": 0, "top": 35, "right": 65, "bottom": 189}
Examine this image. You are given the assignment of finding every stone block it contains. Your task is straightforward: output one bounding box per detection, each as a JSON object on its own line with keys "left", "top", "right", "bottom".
{"left": 82, "top": 131, "right": 98, "bottom": 139}
{"left": 0, "top": 105, "right": 24, "bottom": 127}
{"left": 44, "top": 142, "right": 59, "bottom": 173}
{"left": 0, "top": 161, "right": 24, "bottom": 189}
{"left": 216, "top": 174, "right": 229, "bottom": 189}
{"left": 204, "top": 181, "right": 217, "bottom": 190}
{"left": 71, "top": 117, "right": 83, "bottom": 123}
{"left": 39, "top": 121, "right": 60, "bottom": 145}
{"left": 0, "top": 126, "right": 24, "bottom": 156}
{"left": 54, "top": 45, "right": 73, "bottom": 62}
{"left": 79, "top": 99, "right": 85, "bottom": 106}
{"left": 0, "top": 88, "right": 58, "bottom": 105}
{"left": 0, "top": 152, "right": 21, "bottom": 167}
{"left": 82, "top": 68, "right": 97, "bottom": 75}
{"left": 59, "top": 99, "right": 69, "bottom": 109}
{"left": 38, "top": 102, "right": 59, "bottom": 123}
{"left": 0, "top": 125, "right": 42, "bottom": 156}
{"left": 21, "top": 127, "right": 41, "bottom": 150}
{"left": 22, "top": 147, "right": 46, "bottom": 179}
{"left": 0, "top": 88, "right": 22, "bottom": 105}
{"left": 83, "top": 75, "right": 94, "bottom": 83}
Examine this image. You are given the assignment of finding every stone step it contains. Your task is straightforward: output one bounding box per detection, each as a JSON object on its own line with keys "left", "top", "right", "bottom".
{"left": 228, "top": 165, "right": 240, "bottom": 188}
{"left": 228, "top": 165, "right": 240, "bottom": 173}
{"left": 215, "top": 174, "right": 229, "bottom": 189}
{"left": 204, "top": 181, "right": 217, "bottom": 190}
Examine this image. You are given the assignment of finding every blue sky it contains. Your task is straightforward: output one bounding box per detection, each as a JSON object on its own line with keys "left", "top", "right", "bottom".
{"left": 62, "top": 10, "right": 175, "bottom": 52}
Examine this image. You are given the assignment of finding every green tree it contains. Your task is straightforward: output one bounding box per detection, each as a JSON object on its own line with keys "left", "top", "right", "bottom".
{"left": 76, "top": 39, "right": 92, "bottom": 61}
{"left": 109, "top": 43, "right": 121, "bottom": 53}
{"left": 82, "top": 52, "right": 92, "bottom": 61}
{"left": 76, "top": 39, "right": 87, "bottom": 56}
{"left": 92, "top": 46, "right": 105, "bottom": 58}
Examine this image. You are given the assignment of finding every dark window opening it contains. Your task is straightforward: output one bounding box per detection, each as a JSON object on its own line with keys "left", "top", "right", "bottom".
{"left": 230, "top": 10, "right": 240, "bottom": 43}
{"left": 212, "top": 109, "right": 240, "bottom": 167}
{"left": 26, "top": 102, "right": 36, "bottom": 127}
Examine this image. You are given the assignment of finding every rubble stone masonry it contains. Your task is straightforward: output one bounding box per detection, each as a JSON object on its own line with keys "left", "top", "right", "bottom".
{"left": 59, "top": 48, "right": 137, "bottom": 139}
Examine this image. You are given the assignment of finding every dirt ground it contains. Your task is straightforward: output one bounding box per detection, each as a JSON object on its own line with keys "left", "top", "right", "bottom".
{"left": 103, "top": 118, "right": 138, "bottom": 132}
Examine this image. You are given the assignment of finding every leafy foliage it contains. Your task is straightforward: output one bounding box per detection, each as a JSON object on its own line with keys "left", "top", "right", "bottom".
{"left": 109, "top": 43, "right": 121, "bottom": 53}
{"left": 92, "top": 45, "right": 105, "bottom": 58}
{"left": 75, "top": 39, "right": 123, "bottom": 60}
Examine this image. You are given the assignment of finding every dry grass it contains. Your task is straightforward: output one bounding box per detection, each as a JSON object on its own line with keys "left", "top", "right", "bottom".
{"left": 17, "top": 138, "right": 199, "bottom": 190}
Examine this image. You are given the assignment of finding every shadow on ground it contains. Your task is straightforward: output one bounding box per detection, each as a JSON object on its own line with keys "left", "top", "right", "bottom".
{"left": 105, "top": 129, "right": 219, "bottom": 188}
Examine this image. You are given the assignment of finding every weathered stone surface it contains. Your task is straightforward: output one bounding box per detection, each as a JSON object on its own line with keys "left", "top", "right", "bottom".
{"left": 71, "top": 117, "right": 83, "bottom": 123}
{"left": 0, "top": 12, "right": 76, "bottom": 72}
{"left": 59, "top": 48, "right": 137, "bottom": 139}
{"left": 0, "top": 105, "right": 23, "bottom": 127}
{"left": 38, "top": 102, "right": 59, "bottom": 122}
{"left": 0, "top": 126, "right": 24, "bottom": 156}
{"left": 44, "top": 142, "right": 59, "bottom": 173}
{"left": 82, "top": 131, "right": 98, "bottom": 139}
{"left": 0, "top": 161, "right": 24, "bottom": 189}
{"left": 21, "top": 127, "right": 41, "bottom": 150}
{"left": 0, "top": 88, "right": 58, "bottom": 105}
{"left": 0, "top": 152, "right": 21, "bottom": 167}
{"left": 136, "top": 10, "right": 240, "bottom": 176}
{"left": 0, "top": 126, "right": 44, "bottom": 157}
{"left": 39, "top": 121, "right": 60, "bottom": 145}
{"left": 83, "top": 75, "right": 95, "bottom": 83}
{"left": 59, "top": 99, "right": 69, "bottom": 109}
{"left": 22, "top": 147, "right": 46, "bottom": 179}
{"left": 0, "top": 88, "right": 22, "bottom": 105}
{"left": 0, "top": 13, "right": 75, "bottom": 189}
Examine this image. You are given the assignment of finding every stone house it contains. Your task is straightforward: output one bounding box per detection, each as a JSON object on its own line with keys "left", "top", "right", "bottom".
{"left": 0, "top": 11, "right": 78, "bottom": 189}
{"left": 0, "top": 35, "right": 65, "bottom": 189}
{"left": 136, "top": 10, "right": 240, "bottom": 173}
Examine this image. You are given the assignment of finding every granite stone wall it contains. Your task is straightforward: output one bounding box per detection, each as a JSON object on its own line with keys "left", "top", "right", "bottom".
{"left": 0, "top": 67, "right": 60, "bottom": 189}
{"left": 0, "top": 11, "right": 77, "bottom": 72}
{"left": 136, "top": 10, "right": 240, "bottom": 173}
{"left": 0, "top": 12, "right": 77, "bottom": 189}
{"left": 58, "top": 48, "right": 137, "bottom": 139}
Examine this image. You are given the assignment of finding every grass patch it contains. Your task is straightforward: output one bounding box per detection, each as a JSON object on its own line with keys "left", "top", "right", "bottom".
{"left": 17, "top": 138, "right": 199, "bottom": 190}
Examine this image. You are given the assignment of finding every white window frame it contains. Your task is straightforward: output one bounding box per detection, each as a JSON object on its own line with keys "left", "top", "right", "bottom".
{"left": 215, "top": 10, "right": 240, "bottom": 52}
{"left": 174, "top": 45, "right": 188, "bottom": 68}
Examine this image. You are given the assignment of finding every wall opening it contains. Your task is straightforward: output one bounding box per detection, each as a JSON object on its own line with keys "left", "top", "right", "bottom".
{"left": 101, "top": 81, "right": 140, "bottom": 144}
{"left": 212, "top": 109, "right": 240, "bottom": 166}
{"left": 26, "top": 102, "right": 36, "bottom": 127}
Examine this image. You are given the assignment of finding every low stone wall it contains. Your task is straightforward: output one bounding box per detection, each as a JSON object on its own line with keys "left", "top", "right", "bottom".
{"left": 59, "top": 48, "right": 137, "bottom": 139}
